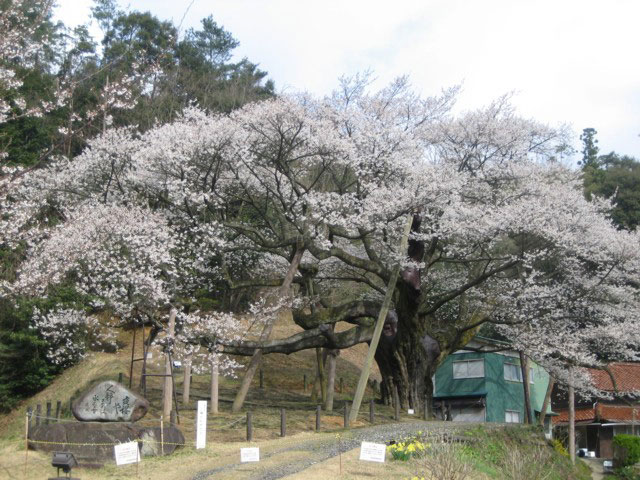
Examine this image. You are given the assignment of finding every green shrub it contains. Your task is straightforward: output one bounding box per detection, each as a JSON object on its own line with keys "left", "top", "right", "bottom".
{"left": 551, "top": 438, "right": 569, "bottom": 457}
{"left": 614, "top": 434, "right": 640, "bottom": 467}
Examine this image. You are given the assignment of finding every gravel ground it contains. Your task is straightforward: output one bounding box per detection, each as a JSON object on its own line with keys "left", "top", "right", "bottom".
{"left": 191, "top": 421, "right": 477, "bottom": 480}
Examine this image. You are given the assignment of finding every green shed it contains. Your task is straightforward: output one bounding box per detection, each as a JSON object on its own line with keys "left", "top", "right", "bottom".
{"left": 433, "top": 337, "right": 552, "bottom": 432}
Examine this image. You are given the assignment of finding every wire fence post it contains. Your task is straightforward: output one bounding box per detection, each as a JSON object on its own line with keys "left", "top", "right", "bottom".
{"left": 246, "top": 412, "right": 253, "bottom": 441}
{"left": 280, "top": 408, "right": 286, "bottom": 437}
{"left": 45, "top": 402, "right": 51, "bottom": 425}
{"left": 55, "top": 401, "right": 61, "bottom": 421}
{"left": 35, "top": 404, "right": 41, "bottom": 427}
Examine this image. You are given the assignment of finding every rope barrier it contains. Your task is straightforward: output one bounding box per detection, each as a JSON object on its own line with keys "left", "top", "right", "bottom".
{"left": 27, "top": 439, "right": 187, "bottom": 447}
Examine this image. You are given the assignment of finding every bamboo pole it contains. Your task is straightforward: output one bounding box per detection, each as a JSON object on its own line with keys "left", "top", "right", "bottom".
{"left": 349, "top": 215, "right": 413, "bottom": 424}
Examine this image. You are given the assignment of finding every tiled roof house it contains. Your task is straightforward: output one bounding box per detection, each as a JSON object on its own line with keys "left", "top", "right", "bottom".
{"left": 552, "top": 363, "right": 640, "bottom": 458}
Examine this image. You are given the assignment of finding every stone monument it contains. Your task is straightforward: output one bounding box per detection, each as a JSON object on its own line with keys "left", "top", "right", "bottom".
{"left": 29, "top": 380, "right": 184, "bottom": 464}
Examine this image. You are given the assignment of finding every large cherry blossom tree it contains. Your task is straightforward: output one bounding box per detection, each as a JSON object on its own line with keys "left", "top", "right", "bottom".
{"left": 3, "top": 77, "right": 639, "bottom": 408}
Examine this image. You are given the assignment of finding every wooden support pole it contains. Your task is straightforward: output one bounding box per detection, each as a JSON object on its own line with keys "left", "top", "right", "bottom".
{"left": 370, "top": 399, "right": 375, "bottom": 423}
{"left": 232, "top": 247, "right": 304, "bottom": 413}
{"left": 24, "top": 413, "right": 29, "bottom": 478}
{"left": 129, "top": 326, "right": 136, "bottom": 389}
{"left": 35, "top": 404, "right": 41, "bottom": 426}
{"left": 339, "top": 377, "right": 343, "bottom": 394}
{"left": 118, "top": 372, "right": 123, "bottom": 384}
{"left": 519, "top": 352, "right": 533, "bottom": 424}
{"left": 280, "top": 408, "right": 286, "bottom": 437}
{"left": 183, "top": 355, "right": 192, "bottom": 406}
{"left": 210, "top": 359, "right": 219, "bottom": 414}
{"left": 349, "top": 215, "right": 413, "bottom": 425}
{"left": 246, "top": 412, "right": 253, "bottom": 442}
{"left": 315, "top": 405, "right": 321, "bottom": 431}
{"left": 569, "top": 382, "right": 575, "bottom": 465}
{"left": 423, "top": 395, "right": 428, "bottom": 421}
{"left": 160, "top": 416, "right": 165, "bottom": 456}
{"left": 343, "top": 402, "right": 349, "bottom": 429}
{"left": 55, "top": 401, "right": 61, "bottom": 421}
{"left": 45, "top": 402, "right": 51, "bottom": 425}
{"left": 163, "top": 308, "right": 177, "bottom": 419}
{"left": 26, "top": 407, "right": 32, "bottom": 434}
{"left": 325, "top": 351, "right": 337, "bottom": 412}
{"left": 538, "top": 376, "right": 555, "bottom": 427}
{"left": 393, "top": 385, "right": 400, "bottom": 421}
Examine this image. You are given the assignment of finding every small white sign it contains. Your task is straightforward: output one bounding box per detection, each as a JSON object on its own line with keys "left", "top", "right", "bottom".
{"left": 196, "top": 401, "right": 207, "bottom": 449}
{"left": 359, "top": 441, "right": 386, "bottom": 463}
{"left": 114, "top": 441, "right": 140, "bottom": 466}
{"left": 408, "top": 409, "right": 415, "bottom": 415}
{"left": 145, "top": 352, "right": 153, "bottom": 360}
{"left": 241, "top": 447, "right": 260, "bottom": 462}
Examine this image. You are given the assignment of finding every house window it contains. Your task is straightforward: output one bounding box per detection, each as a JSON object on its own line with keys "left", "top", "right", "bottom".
{"left": 504, "top": 363, "right": 535, "bottom": 383}
{"left": 453, "top": 359, "right": 484, "bottom": 379}
{"left": 505, "top": 410, "right": 521, "bottom": 423}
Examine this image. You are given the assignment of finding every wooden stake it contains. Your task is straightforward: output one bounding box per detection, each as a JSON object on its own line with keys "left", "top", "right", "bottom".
{"left": 280, "top": 408, "right": 286, "bottom": 437}
{"left": 348, "top": 214, "right": 413, "bottom": 425}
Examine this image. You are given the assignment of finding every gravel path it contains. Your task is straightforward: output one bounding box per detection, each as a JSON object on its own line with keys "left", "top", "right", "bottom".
{"left": 191, "top": 421, "right": 476, "bottom": 480}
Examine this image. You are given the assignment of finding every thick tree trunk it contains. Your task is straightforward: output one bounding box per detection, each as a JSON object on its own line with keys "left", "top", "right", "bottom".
{"left": 231, "top": 247, "right": 304, "bottom": 413}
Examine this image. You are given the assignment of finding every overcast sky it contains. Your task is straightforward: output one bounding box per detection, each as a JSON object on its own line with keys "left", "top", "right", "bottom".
{"left": 54, "top": 0, "right": 640, "bottom": 161}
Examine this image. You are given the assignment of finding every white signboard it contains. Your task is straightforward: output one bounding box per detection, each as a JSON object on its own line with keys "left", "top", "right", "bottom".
{"left": 196, "top": 401, "right": 207, "bottom": 449}
{"left": 359, "top": 441, "right": 386, "bottom": 463}
{"left": 114, "top": 441, "right": 140, "bottom": 466}
{"left": 408, "top": 409, "right": 415, "bottom": 415}
{"left": 240, "top": 447, "right": 260, "bottom": 462}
